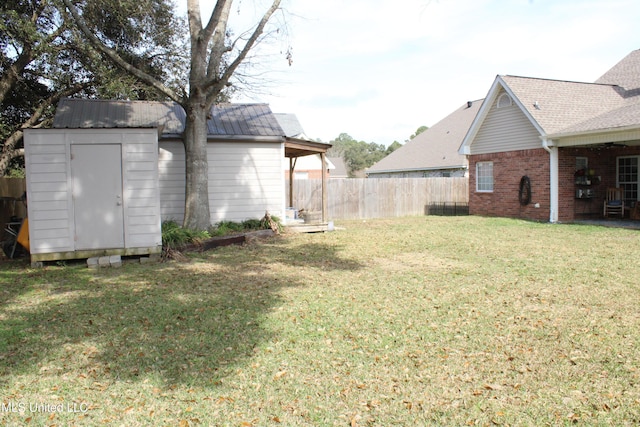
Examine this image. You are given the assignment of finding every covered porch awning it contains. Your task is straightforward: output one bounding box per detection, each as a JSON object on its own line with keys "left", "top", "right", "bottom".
{"left": 285, "top": 138, "right": 331, "bottom": 157}
{"left": 284, "top": 138, "right": 332, "bottom": 224}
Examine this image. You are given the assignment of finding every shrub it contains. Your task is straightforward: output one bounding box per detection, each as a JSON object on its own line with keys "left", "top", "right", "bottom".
{"left": 161, "top": 220, "right": 210, "bottom": 249}
{"left": 241, "top": 218, "right": 263, "bottom": 230}
{"left": 210, "top": 220, "right": 245, "bottom": 237}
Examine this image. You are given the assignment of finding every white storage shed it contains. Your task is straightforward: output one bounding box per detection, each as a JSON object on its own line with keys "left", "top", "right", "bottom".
{"left": 23, "top": 99, "right": 331, "bottom": 263}
{"left": 24, "top": 127, "right": 163, "bottom": 263}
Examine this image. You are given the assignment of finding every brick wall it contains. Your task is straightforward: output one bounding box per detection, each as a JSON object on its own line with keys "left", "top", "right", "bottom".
{"left": 560, "top": 146, "right": 640, "bottom": 221}
{"left": 470, "top": 146, "right": 640, "bottom": 222}
{"left": 469, "top": 148, "right": 550, "bottom": 221}
{"left": 284, "top": 169, "right": 328, "bottom": 180}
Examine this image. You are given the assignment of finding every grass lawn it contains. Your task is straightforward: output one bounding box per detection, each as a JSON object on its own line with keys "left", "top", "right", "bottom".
{"left": 1, "top": 216, "right": 639, "bottom": 426}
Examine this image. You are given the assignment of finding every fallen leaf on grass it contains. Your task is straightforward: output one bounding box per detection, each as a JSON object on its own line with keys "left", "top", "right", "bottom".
{"left": 215, "top": 396, "right": 234, "bottom": 404}
{"left": 566, "top": 412, "right": 581, "bottom": 422}
{"left": 484, "top": 383, "right": 503, "bottom": 391}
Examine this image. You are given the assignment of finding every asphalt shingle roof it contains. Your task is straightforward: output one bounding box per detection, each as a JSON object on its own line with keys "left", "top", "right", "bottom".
{"left": 367, "top": 100, "right": 482, "bottom": 173}
{"left": 501, "top": 76, "right": 626, "bottom": 135}
{"left": 595, "top": 49, "right": 640, "bottom": 93}
{"left": 501, "top": 49, "right": 640, "bottom": 136}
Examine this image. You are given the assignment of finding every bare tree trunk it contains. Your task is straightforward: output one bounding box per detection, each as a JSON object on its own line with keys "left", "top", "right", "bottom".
{"left": 182, "top": 94, "right": 211, "bottom": 230}
{"left": 63, "top": 0, "right": 282, "bottom": 231}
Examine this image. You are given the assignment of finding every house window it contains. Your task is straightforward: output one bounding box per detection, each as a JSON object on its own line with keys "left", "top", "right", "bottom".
{"left": 294, "top": 171, "right": 309, "bottom": 180}
{"left": 576, "top": 157, "right": 588, "bottom": 172}
{"left": 497, "top": 93, "right": 512, "bottom": 108}
{"left": 617, "top": 156, "right": 639, "bottom": 205}
{"left": 476, "top": 161, "right": 493, "bottom": 192}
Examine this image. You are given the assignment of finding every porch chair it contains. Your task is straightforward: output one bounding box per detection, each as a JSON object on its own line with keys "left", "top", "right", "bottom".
{"left": 603, "top": 187, "right": 624, "bottom": 218}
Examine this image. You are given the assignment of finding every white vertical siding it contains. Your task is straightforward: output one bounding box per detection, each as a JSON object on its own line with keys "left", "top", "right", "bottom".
{"left": 24, "top": 131, "right": 74, "bottom": 254}
{"left": 471, "top": 90, "right": 542, "bottom": 154}
{"left": 208, "top": 142, "right": 284, "bottom": 223}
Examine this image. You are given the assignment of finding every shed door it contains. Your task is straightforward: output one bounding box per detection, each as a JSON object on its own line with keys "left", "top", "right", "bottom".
{"left": 71, "top": 144, "right": 125, "bottom": 250}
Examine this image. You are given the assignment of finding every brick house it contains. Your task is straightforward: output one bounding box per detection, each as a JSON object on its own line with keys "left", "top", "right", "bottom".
{"left": 460, "top": 49, "right": 640, "bottom": 223}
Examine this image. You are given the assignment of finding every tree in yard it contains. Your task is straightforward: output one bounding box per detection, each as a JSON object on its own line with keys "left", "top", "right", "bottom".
{"left": 386, "top": 140, "right": 402, "bottom": 155}
{"left": 409, "top": 125, "right": 428, "bottom": 141}
{"left": 0, "top": 0, "right": 185, "bottom": 175}
{"left": 327, "top": 133, "right": 390, "bottom": 177}
{"left": 62, "top": 0, "right": 284, "bottom": 230}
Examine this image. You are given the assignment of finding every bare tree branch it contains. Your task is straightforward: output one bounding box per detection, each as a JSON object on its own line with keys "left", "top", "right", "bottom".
{"left": 206, "top": 1, "right": 233, "bottom": 81}
{"left": 205, "top": 0, "right": 282, "bottom": 101}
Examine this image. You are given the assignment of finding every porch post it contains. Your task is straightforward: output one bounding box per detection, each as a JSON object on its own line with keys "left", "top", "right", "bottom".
{"left": 546, "top": 140, "right": 559, "bottom": 223}
{"left": 321, "top": 152, "right": 328, "bottom": 223}
{"left": 289, "top": 157, "right": 294, "bottom": 208}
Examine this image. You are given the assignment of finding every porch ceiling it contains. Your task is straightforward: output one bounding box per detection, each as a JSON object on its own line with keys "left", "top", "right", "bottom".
{"left": 551, "top": 127, "right": 640, "bottom": 148}
{"left": 285, "top": 138, "right": 331, "bottom": 158}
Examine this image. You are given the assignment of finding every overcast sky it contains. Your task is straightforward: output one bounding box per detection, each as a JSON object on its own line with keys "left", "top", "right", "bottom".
{"left": 198, "top": 0, "right": 640, "bottom": 145}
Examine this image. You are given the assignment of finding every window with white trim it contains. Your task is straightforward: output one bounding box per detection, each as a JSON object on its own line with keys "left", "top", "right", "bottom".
{"left": 476, "top": 161, "right": 493, "bottom": 192}
{"left": 576, "top": 157, "right": 588, "bottom": 172}
{"left": 497, "top": 93, "right": 512, "bottom": 108}
{"left": 617, "top": 156, "right": 639, "bottom": 205}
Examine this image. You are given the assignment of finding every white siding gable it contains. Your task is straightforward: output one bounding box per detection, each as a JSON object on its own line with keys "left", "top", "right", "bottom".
{"left": 470, "top": 89, "right": 543, "bottom": 154}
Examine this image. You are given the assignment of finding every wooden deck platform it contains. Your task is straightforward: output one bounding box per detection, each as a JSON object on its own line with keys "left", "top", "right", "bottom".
{"left": 285, "top": 222, "right": 331, "bottom": 233}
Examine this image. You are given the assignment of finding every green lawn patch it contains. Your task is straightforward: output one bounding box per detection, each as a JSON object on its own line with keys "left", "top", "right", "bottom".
{"left": 1, "top": 216, "right": 639, "bottom": 425}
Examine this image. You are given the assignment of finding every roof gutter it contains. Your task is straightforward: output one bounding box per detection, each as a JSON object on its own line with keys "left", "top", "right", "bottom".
{"left": 367, "top": 165, "right": 467, "bottom": 174}
{"left": 206, "top": 135, "right": 285, "bottom": 143}
{"left": 157, "top": 133, "right": 286, "bottom": 143}
{"left": 546, "top": 123, "right": 640, "bottom": 140}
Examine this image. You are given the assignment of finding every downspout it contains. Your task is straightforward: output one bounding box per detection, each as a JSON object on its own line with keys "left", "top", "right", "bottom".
{"left": 542, "top": 138, "right": 559, "bottom": 223}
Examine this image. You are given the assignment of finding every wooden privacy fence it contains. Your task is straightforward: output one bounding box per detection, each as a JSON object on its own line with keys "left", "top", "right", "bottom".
{"left": 0, "top": 178, "right": 27, "bottom": 227}
{"left": 288, "top": 177, "right": 469, "bottom": 220}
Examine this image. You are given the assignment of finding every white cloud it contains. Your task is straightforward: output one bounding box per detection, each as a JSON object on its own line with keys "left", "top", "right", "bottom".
{"left": 195, "top": 0, "right": 640, "bottom": 145}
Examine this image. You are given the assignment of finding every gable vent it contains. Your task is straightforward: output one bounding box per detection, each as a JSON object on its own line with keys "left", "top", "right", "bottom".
{"left": 497, "top": 93, "right": 512, "bottom": 108}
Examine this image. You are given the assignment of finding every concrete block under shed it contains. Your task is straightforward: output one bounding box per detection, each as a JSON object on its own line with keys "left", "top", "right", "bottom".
{"left": 109, "top": 255, "right": 122, "bottom": 267}
{"left": 87, "top": 257, "right": 99, "bottom": 269}
{"left": 87, "top": 255, "right": 122, "bottom": 268}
